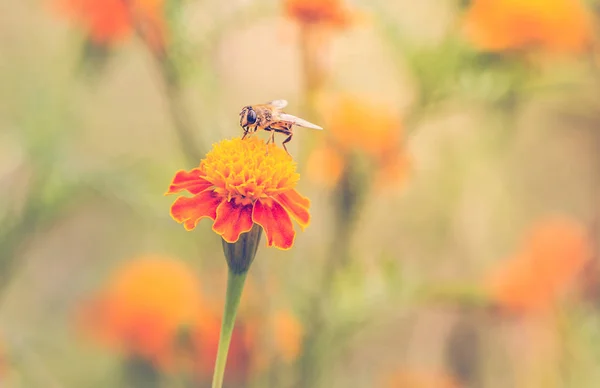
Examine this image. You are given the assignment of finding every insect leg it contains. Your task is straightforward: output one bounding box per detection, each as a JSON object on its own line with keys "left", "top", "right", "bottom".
{"left": 281, "top": 132, "right": 293, "bottom": 156}
{"left": 264, "top": 129, "right": 276, "bottom": 155}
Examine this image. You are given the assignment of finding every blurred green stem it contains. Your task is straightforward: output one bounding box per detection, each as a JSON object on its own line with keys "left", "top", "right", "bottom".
{"left": 151, "top": 52, "right": 204, "bottom": 165}
{"left": 297, "top": 158, "right": 368, "bottom": 387}
{"left": 0, "top": 209, "right": 39, "bottom": 297}
{"left": 298, "top": 25, "right": 326, "bottom": 165}
{"left": 154, "top": 56, "right": 203, "bottom": 165}
{"left": 125, "top": 0, "right": 204, "bottom": 165}
{"left": 299, "top": 25, "right": 319, "bottom": 119}
{"left": 0, "top": 170, "right": 50, "bottom": 299}
{"left": 123, "top": 356, "right": 161, "bottom": 388}
{"left": 212, "top": 270, "right": 248, "bottom": 388}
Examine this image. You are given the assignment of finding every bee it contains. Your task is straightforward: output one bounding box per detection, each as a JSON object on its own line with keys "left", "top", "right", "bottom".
{"left": 239, "top": 99, "right": 323, "bottom": 154}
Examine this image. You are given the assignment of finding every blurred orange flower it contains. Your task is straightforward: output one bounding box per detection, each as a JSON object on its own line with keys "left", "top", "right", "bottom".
{"left": 463, "top": 0, "right": 594, "bottom": 54}
{"left": 55, "top": 0, "right": 165, "bottom": 49}
{"left": 167, "top": 137, "right": 311, "bottom": 250}
{"left": 284, "top": 0, "right": 355, "bottom": 28}
{"left": 384, "top": 369, "right": 461, "bottom": 388}
{"left": 307, "top": 94, "right": 410, "bottom": 188}
{"left": 486, "top": 217, "right": 592, "bottom": 314}
{"left": 270, "top": 310, "right": 303, "bottom": 363}
{"left": 77, "top": 256, "right": 202, "bottom": 367}
{"left": 0, "top": 339, "right": 6, "bottom": 379}
{"left": 190, "top": 308, "right": 303, "bottom": 383}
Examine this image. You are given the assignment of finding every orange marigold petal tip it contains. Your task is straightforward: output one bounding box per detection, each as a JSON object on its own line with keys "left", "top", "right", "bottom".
{"left": 274, "top": 191, "right": 310, "bottom": 230}
{"left": 252, "top": 199, "right": 296, "bottom": 250}
{"left": 166, "top": 169, "right": 212, "bottom": 196}
{"left": 212, "top": 200, "right": 254, "bottom": 243}
{"left": 170, "top": 191, "right": 221, "bottom": 231}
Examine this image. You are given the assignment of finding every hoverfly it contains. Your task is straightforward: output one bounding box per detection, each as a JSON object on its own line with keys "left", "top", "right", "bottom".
{"left": 239, "top": 99, "right": 323, "bottom": 154}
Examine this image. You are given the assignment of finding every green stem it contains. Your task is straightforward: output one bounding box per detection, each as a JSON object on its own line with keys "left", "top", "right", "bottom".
{"left": 211, "top": 270, "right": 248, "bottom": 388}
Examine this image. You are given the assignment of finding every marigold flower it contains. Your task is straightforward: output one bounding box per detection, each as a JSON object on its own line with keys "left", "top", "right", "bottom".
{"left": 486, "top": 217, "right": 591, "bottom": 314}
{"left": 166, "top": 137, "right": 311, "bottom": 250}
{"left": 307, "top": 94, "right": 409, "bottom": 188}
{"left": 55, "top": 0, "right": 165, "bottom": 49}
{"left": 463, "top": 0, "right": 594, "bottom": 54}
{"left": 77, "top": 256, "right": 203, "bottom": 367}
{"left": 284, "top": 0, "right": 355, "bottom": 28}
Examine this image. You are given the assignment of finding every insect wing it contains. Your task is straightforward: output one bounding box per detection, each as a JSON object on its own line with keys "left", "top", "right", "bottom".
{"left": 278, "top": 113, "right": 323, "bottom": 130}
{"left": 268, "top": 99, "right": 288, "bottom": 109}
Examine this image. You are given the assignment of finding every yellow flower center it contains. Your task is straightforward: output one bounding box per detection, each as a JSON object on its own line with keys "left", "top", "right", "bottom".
{"left": 201, "top": 138, "right": 299, "bottom": 202}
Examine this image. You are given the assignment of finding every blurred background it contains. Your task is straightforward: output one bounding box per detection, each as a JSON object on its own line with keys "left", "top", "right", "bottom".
{"left": 1, "top": 0, "right": 600, "bottom": 386}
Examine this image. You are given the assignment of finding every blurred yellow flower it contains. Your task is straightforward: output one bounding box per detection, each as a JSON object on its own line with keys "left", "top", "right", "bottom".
{"left": 167, "top": 137, "right": 311, "bottom": 250}
{"left": 307, "top": 94, "right": 410, "bottom": 188}
{"left": 486, "top": 216, "right": 591, "bottom": 314}
{"left": 55, "top": 0, "right": 166, "bottom": 50}
{"left": 463, "top": 0, "right": 594, "bottom": 54}
{"left": 284, "top": 0, "right": 355, "bottom": 28}
{"left": 77, "top": 256, "right": 203, "bottom": 367}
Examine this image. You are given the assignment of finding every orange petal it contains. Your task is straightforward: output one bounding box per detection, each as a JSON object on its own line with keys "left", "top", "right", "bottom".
{"left": 212, "top": 200, "right": 254, "bottom": 243}
{"left": 274, "top": 190, "right": 310, "bottom": 230}
{"left": 170, "top": 191, "right": 222, "bottom": 231}
{"left": 166, "top": 169, "right": 212, "bottom": 195}
{"left": 252, "top": 199, "right": 295, "bottom": 250}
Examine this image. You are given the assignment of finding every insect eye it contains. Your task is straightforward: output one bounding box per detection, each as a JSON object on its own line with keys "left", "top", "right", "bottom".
{"left": 246, "top": 109, "right": 257, "bottom": 124}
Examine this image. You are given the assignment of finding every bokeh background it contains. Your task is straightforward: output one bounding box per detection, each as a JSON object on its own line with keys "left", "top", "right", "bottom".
{"left": 2, "top": 0, "right": 600, "bottom": 387}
